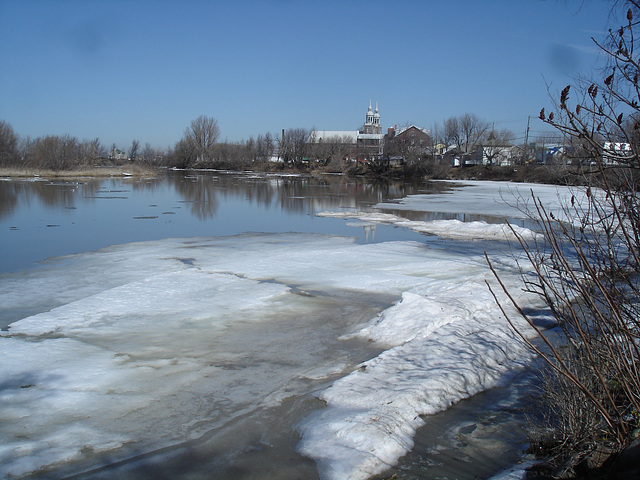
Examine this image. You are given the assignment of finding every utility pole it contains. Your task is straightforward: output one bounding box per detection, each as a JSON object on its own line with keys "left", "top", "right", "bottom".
{"left": 523, "top": 116, "right": 530, "bottom": 164}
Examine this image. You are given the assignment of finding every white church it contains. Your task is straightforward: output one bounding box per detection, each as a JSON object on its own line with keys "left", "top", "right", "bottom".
{"left": 308, "top": 101, "right": 385, "bottom": 159}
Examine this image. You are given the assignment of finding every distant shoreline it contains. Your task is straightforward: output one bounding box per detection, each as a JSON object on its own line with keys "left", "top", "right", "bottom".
{"left": 0, "top": 163, "right": 598, "bottom": 188}
{"left": 0, "top": 165, "right": 158, "bottom": 178}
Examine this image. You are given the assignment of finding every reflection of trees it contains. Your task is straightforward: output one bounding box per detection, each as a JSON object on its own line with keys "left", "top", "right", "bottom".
{"left": 169, "top": 174, "right": 221, "bottom": 220}
{"left": 0, "top": 177, "right": 162, "bottom": 219}
{"left": 0, "top": 182, "right": 19, "bottom": 218}
{"left": 165, "top": 171, "right": 445, "bottom": 218}
{"left": 0, "top": 179, "right": 104, "bottom": 218}
{"left": 3, "top": 170, "right": 457, "bottom": 222}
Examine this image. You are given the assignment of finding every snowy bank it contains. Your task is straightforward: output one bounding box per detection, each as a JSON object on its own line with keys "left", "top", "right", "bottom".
{"left": 375, "top": 180, "right": 584, "bottom": 223}
{"left": 297, "top": 181, "right": 573, "bottom": 479}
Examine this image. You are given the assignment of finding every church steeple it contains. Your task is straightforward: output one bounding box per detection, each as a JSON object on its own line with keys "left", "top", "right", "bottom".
{"left": 366, "top": 99, "right": 374, "bottom": 126}
{"left": 364, "top": 100, "right": 381, "bottom": 134}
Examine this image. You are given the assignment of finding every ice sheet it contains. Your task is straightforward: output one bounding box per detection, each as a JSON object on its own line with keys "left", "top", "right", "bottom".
{"left": 375, "top": 180, "right": 585, "bottom": 223}
{"left": 296, "top": 253, "right": 540, "bottom": 480}
{"left": 318, "top": 210, "right": 541, "bottom": 241}
{"left": 1, "top": 232, "right": 538, "bottom": 478}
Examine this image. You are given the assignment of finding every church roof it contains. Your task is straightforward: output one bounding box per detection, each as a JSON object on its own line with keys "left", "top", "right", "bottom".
{"left": 308, "top": 130, "right": 359, "bottom": 143}
{"left": 357, "top": 133, "right": 384, "bottom": 140}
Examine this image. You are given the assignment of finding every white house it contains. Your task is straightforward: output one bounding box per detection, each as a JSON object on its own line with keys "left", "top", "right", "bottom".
{"left": 482, "top": 144, "right": 519, "bottom": 166}
{"left": 109, "top": 148, "right": 129, "bottom": 161}
{"left": 602, "top": 142, "right": 632, "bottom": 165}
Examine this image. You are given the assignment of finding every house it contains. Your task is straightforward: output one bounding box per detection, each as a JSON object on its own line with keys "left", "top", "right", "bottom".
{"left": 382, "top": 125, "right": 432, "bottom": 166}
{"left": 386, "top": 124, "right": 431, "bottom": 152}
{"left": 602, "top": 142, "right": 632, "bottom": 165}
{"left": 109, "top": 148, "right": 128, "bottom": 161}
{"left": 482, "top": 144, "right": 518, "bottom": 166}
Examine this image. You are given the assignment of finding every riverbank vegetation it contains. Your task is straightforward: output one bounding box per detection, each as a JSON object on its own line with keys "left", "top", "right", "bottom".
{"left": 0, "top": 110, "right": 605, "bottom": 187}
{"left": 0, "top": 115, "right": 609, "bottom": 187}
{"left": 487, "top": 1, "right": 640, "bottom": 478}
{"left": 0, "top": 165, "right": 157, "bottom": 178}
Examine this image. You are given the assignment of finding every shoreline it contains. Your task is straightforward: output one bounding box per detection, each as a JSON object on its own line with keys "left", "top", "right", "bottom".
{"left": 0, "top": 165, "right": 159, "bottom": 179}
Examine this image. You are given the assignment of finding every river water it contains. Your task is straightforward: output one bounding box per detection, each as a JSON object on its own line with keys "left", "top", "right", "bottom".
{"left": 0, "top": 170, "right": 540, "bottom": 479}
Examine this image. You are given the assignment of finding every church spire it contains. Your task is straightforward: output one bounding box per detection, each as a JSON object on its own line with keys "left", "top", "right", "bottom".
{"left": 364, "top": 100, "right": 381, "bottom": 134}
{"left": 366, "top": 100, "right": 374, "bottom": 127}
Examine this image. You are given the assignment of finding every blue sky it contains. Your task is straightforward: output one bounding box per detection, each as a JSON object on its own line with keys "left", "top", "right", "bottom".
{"left": 0, "top": 0, "right": 614, "bottom": 150}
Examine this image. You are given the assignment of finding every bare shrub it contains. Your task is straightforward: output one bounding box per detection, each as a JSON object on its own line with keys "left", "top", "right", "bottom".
{"left": 486, "top": 1, "right": 640, "bottom": 472}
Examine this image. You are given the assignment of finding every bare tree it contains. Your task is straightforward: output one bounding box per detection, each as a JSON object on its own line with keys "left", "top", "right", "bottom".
{"left": 140, "top": 142, "right": 154, "bottom": 164}
{"left": 482, "top": 128, "right": 515, "bottom": 166}
{"left": 22, "top": 135, "right": 81, "bottom": 170}
{"left": 459, "top": 113, "right": 491, "bottom": 153}
{"left": 76, "top": 137, "right": 104, "bottom": 164}
{"left": 183, "top": 115, "right": 220, "bottom": 164}
{"left": 278, "top": 128, "right": 309, "bottom": 167}
{"left": 0, "top": 120, "right": 19, "bottom": 166}
{"left": 128, "top": 139, "right": 140, "bottom": 162}
{"left": 244, "top": 136, "right": 257, "bottom": 163}
{"left": 443, "top": 113, "right": 490, "bottom": 153}
{"left": 171, "top": 138, "right": 196, "bottom": 169}
{"left": 264, "top": 131, "right": 275, "bottom": 161}
{"left": 308, "top": 134, "right": 354, "bottom": 166}
{"left": 443, "top": 116, "right": 461, "bottom": 150}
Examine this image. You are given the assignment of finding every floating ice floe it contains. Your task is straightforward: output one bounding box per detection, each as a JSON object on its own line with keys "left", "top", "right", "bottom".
{"left": 375, "top": 180, "right": 585, "bottom": 223}
{"left": 317, "top": 210, "right": 541, "bottom": 241}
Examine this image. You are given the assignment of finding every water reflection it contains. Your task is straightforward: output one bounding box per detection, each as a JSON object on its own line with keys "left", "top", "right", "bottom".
{"left": 0, "top": 177, "right": 134, "bottom": 217}
{"left": 172, "top": 175, "right": 221, "bottom": 220}
{"left": 2, "top": 171, "right": 536, "bottom": 237}
{"left": 0, "top": 171, "right": 454, "bottom": 222}
{"left": 164, "top": 171, "right": 447, "bottom": 219}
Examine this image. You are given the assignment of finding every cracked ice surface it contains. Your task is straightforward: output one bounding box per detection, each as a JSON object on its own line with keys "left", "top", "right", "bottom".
{"left": 0, "top": 232, "right": 532, "bottom": 478}
{"left": 296, "top": 257, "right": 542, "bottom": 480}
{"left": 0, "top": 232, "right": 543, "bottom": 479}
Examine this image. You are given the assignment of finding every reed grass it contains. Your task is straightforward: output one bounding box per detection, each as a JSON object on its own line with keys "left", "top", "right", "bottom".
{"left": 0, "top": 164, "right": 158, "bottom": 178}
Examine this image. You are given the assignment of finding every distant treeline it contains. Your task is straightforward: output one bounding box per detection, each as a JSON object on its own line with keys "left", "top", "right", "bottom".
{"left": 0, "top": 117, "right": 595, "bottom": 185}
